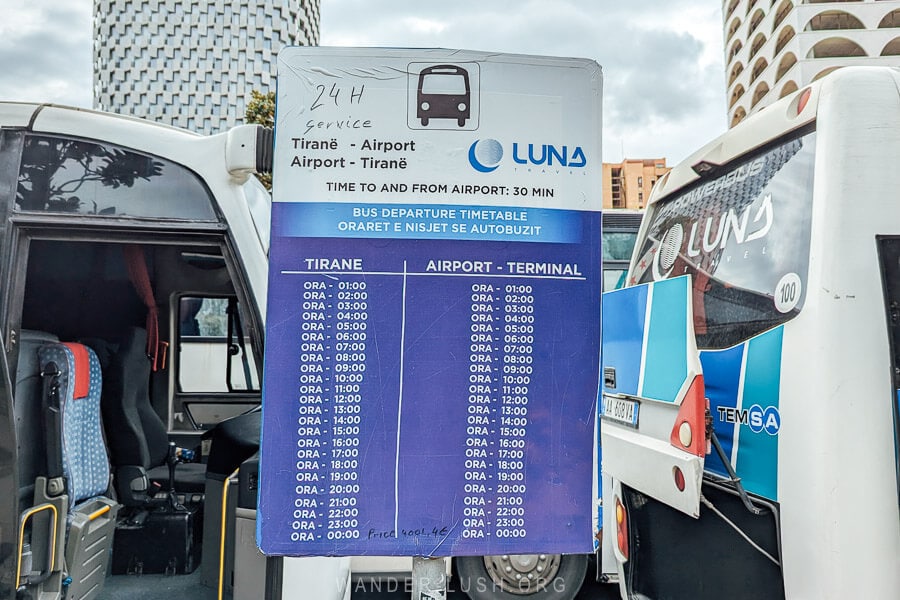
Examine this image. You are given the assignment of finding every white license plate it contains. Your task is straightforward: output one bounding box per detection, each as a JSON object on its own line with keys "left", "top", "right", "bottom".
{"left": 601, "top": 394, "right": 639, "bottom": 427}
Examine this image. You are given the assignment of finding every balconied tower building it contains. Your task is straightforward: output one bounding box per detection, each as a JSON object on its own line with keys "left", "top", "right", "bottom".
{"left": 723, "top": 0, "right": 900, "bottom": 127}
{"left": 93, "top": 0, "right": 320, "bottom": 133}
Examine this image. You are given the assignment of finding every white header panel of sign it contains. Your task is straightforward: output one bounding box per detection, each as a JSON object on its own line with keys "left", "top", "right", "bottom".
{"left": 274, "top": 47, "right": 602, "bottom": 211}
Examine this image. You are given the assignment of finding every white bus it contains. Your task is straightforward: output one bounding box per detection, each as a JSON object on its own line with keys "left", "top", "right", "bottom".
{"left": 600, "top": 66, "right": 900, "bottom": 599}
{"left": 0, "top": 103, "right": 349, "bottom": 600}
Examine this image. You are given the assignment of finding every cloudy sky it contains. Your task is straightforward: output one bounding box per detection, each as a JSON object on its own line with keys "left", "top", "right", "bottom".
{"left": 0, "top": 0, "right": 726, "bottom": 165}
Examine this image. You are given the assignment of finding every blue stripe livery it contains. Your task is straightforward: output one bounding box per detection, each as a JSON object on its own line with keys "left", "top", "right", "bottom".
{"left": 601, "top": 276, "right": 691, "bottom": 402}
{"left": 700, "top": 344, "right": 745, "bottom": 477}
{"left": 736, "top": 328, "right": 783, "bottom": 500}
{"left": 600, "top": 283, "right": 648, "bottom": 397}
{"left": 702, "top": 326, "right": 783, "bottom": 501}
{"left": 641, "top": 276, "right": 689, "bottom": 403}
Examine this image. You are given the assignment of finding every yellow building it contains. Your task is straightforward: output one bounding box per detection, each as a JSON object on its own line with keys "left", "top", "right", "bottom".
{"left": 602, "top": 159, "right": 670, "bottom": 210}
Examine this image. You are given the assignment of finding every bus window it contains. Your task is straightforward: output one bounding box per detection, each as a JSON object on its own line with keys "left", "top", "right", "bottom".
{"left": 632, "top": 130, "right": 815, "bottom": 348}
{"left": 177, "top": 295, "right": 259, "bottom": 395}
{"left": 175, "top": 294, "right": 260, "bottom": 430}
{"left": 420, "top": 69, "right": 467, "bottom": 95}
{"left": 602, "top": 231, "right": 637, "bottom": 262}
{"left": 601, "top": 210, "right": 642, "bottom": 291}
{"left": 16, "top": 134, "right": 217, "bottom": 221}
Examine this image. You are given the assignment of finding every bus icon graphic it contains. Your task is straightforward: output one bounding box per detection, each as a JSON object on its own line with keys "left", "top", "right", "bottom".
{"left": 416, "top": 65, "right": 471, "bottom": 127}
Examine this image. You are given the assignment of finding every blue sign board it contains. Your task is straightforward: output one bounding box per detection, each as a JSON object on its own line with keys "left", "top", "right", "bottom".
{"left": 259, "top": 48, "right": 603, "bottom": 557}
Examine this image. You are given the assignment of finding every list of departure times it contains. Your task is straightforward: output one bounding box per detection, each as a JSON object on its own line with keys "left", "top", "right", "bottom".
{"left": 293, "top": 278, "right": 370, "bottom": 543}
{"left": 464, "top": 282, "right": 534, "bottom": 542}
{"left": 260, "top": 229, "right": 600, "bottom": 557}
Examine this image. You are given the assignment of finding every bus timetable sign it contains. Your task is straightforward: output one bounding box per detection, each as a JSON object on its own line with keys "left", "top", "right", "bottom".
{"left": 259, "top": 47, "right": 603, "bottom": 557}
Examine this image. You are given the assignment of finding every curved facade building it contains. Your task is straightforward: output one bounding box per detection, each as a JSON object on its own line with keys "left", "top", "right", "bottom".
{"left": 723, "top": 0, "right": 900, "bottom": 127}
{"left": 93, "top": 0, "right": 319, "bottom": 133}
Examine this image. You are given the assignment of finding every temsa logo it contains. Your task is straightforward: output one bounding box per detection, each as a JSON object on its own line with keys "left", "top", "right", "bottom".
{"left": 717, "top": 404, "right": 781, "bottom": 435}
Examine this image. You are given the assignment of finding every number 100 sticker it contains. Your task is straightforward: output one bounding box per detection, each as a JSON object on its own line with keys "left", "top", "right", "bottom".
{"left": 774, "top": 272, "right": 802, "bottom": 314}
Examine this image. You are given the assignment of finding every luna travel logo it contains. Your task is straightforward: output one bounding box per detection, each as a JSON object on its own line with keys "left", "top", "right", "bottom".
{"left": 648, "top": 193, "right": 774, "bottom": 281}
{"left": 468, "top": 139, "right": 587, "bottom": 173}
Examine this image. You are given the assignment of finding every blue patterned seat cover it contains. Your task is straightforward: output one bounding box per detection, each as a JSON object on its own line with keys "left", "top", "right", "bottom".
{"left": 38, "top": 343, "right": 110, "bottom": 506}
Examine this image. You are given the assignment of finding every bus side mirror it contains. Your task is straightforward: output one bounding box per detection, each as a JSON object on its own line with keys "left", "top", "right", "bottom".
{"left": 225, "top": 125, "right": 273, "bottom": 180}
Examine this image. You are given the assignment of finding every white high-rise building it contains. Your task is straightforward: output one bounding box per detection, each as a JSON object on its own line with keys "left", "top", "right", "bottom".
{"left": 93, "top": 0, "right": 319, "bottom": 133}
{"left": 724, "top": 0, "right": 900, "bottom": 127}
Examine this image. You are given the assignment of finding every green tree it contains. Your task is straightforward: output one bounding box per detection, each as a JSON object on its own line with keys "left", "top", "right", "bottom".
{"left": 245, "top": 90, "right": 275, "bottom": 190}
{"left": 245, "top": 89, "right": 275, "bottom": 128}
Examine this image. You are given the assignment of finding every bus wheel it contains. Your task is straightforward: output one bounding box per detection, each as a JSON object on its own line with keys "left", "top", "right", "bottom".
{"left": 456, "top": 553, "right": 588, "bottom": 600}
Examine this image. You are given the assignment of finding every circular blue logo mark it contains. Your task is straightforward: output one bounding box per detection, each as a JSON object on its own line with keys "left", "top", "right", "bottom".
{"left": 748, "top": 404, "right": 765, "bottom": 434}
{"left": 468, "top": 139, "right": 503, "bottom": 173}
{"left": 762, "top": 406, "right": 781, "bottom": 436}
{"left": 748, "top": 404, "right": 781, "bottom": 436}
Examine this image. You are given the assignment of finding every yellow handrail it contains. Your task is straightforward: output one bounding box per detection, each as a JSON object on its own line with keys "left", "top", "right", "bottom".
{"left": 88, "top": 504, "right": 111, "bottom": 521}
{"left": 219, "top": 468, "right": 240, "bottom": 600}
{"left": 16, "top": 503, "right": 59, "bottom": 589}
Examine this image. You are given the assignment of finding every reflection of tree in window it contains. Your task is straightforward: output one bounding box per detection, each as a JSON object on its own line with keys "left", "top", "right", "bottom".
{"left": 16, "top": 134, "right": 217, "bottom": 220}
{"left": 16, "top": 136, "right": 163, "bottom": 213}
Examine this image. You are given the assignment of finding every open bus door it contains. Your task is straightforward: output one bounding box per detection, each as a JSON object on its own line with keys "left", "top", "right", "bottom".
{"left": 0, "top": 334, "right": 16, "bottom": 597}
{"left": 0, "top": 103, "right": 350, "bottom": 600}
{"left": 600, "top": 275, "right": 707, "bottom": 526}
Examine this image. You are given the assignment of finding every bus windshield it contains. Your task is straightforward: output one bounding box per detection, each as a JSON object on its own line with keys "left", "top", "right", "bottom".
{"left": 632, "top": 130, "right": 816, "bottom": 349}
{"left": 420, "top": 73, "right": 467, "bottom": 95}
{"left": 601, "top": 211, "right": 642, "bottom": 292}
{"left": 602, "top": 231, "right": 637, "bottom": 262}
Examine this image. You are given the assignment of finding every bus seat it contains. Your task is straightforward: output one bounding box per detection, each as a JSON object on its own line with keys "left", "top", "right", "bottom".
{"left": 36, "top": 342, "right": 119, "bottom": 600}
{"left": 15, "top": 329, "right": 59, "bottom": 508}
{"left": 98, "top": 327, "right": 205, "bottom": 507}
